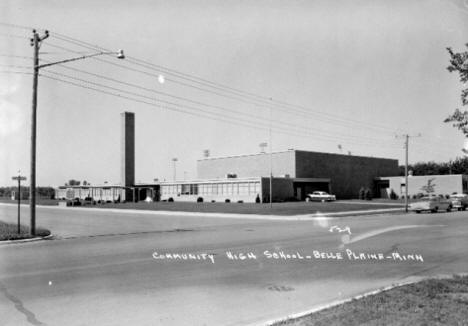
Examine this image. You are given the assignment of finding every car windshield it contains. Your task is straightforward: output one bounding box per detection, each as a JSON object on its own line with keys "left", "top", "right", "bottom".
{"left": 420, "top": 197, "right": 435, "bottom": 201}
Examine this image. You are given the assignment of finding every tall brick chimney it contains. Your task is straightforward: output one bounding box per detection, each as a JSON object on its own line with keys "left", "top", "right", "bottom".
{"left": 121, "top": 111, "right": 135, "bottom": 201}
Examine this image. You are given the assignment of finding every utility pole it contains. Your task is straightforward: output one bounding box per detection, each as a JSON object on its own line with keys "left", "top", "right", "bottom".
{"left": 397, "top": 133, "right": 421, "bottom": 212}
{"left": 30, "top": 29, "right": 48, "bottom": 236}
{"left": 28, "top": 29, "right": 123, "bottom": 236}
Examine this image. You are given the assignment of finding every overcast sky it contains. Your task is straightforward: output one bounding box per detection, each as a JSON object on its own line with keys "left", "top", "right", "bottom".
{"left": 1, "top": 0, "right": 468, "bottom": 187}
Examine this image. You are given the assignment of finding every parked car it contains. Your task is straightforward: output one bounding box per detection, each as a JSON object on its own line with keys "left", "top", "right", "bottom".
{"left": 410, "top": 196, "right": 452, "bottom": 213}
{"left": 449, "top": 193, "right": 468, "bottom": 211}
{"left": 305, "top": 191, "right": 336, "bottom": 202}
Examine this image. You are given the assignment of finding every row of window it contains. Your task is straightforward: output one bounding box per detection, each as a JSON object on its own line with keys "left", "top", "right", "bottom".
{"left": 56, "top": 188, "right": 123, "bottom": 199}
{"left": 161, "top": 182, "right": 260, "bottom": 196}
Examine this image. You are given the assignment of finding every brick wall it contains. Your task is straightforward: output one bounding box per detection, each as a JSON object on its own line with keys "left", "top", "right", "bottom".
{"left": 295, "top": 151, "right": 399, "bottom": 199}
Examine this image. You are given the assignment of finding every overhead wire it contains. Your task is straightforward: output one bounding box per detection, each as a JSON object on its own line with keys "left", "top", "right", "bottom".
{"left": 39, "top": 57, "right": 398, "bottom": 145}
{"left": 42, "top": 40, "right": 401, "bottom": 149}
{"left": 47, "top": 33, "right": 399, "bottom": 135}
{"left": 0, "top": 25, "right": 458, "bottom": 156}
{"left": 39, "top": 71, "right": 404, "bottom": 149}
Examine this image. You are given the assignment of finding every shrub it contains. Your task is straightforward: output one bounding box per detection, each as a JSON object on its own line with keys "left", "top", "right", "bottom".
{"left": 364, "top": 188, "right": 373, "bottom": 200}
{"left": 168, "top": 197, "right": 174, "bottom": 202}
{"left": 225, "top": 199, "right": 231, "bottom": 203}
{"left": 255, "top": 194, "right": 261, "bottom": 203}
{"left": 389, "top": 189, "right": 398, "bottom": 200}
{"left": 211, "top": 200, "right": 216, "bottom": 203}
{"left": 359, "top": 187, "right": 365, "bottom": 200}
{"left": 196, "top": 197, "right": 203, "bottom": 203}
{"left": 237, "top": 200, "right": 244, "bottom": 203}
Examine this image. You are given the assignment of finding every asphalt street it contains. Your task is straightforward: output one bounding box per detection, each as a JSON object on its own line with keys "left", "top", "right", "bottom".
{"left": 1, "top": 204, "right": 467, "bottom": 326}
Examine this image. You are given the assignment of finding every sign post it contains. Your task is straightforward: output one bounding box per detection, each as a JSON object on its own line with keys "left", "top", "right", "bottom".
{"left": 12, "top": 173, "right": 27, "bottom": 234}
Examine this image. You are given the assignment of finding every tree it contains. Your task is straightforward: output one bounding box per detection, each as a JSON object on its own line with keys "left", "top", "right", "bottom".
{"left": 420, "top": 178, "right": 437, "bottom": 194}
{"left": 68, "top": 179, "right": 80, "bottom": 186}
{"left": 445, "top": 45, "right": 468, "bottom": 137}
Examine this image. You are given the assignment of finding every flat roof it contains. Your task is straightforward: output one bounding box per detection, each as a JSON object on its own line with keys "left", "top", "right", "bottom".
{"left": 197, "top": 149, "right": 397, "bottom": 162}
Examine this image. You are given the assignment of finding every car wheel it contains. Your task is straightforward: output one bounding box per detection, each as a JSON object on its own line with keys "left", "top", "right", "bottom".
{"left": 447, "top": 205, "right": 452, "bottom": 212}
{"left": 305, "top": 197, "right": 310, "bottom": 202}
{"left": 431, "top": 207, "right": 438, "bottom": 213}
{"left": 416, "top": 210, "right": 421, "bottom": 214}
{"left": 463, "top": 205, "right": 467, "bottom": 211}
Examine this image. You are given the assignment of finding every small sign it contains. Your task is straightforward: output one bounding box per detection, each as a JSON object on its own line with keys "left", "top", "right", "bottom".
{"left": 12, "top": 176, "right": 27, "bottom": 181}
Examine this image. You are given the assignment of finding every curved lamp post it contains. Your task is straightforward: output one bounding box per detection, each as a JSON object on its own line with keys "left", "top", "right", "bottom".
{"left": 29, "top": 29, "right": 124, "bottom": 235}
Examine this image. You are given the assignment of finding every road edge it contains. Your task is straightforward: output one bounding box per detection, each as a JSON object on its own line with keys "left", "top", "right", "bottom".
{"left": 258, "top": 273, "right": 468, "bottom": 326}
{"left": 0, "top": 234, "right": 54, "bottom": 245}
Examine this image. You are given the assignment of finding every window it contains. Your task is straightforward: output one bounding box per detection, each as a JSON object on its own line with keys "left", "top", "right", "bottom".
{"left": 239, "top": 182, "right": 248, "bottom": 195}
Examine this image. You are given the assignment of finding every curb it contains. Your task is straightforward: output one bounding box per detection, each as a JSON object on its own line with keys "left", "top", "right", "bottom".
{"left": 0, "top": 234, "right": 54, "bottom": 245}
{"left": 258, "top": 273, "right": 468, "bottom": 326}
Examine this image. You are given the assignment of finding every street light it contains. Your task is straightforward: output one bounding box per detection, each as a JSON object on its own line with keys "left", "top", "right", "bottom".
{"left": 29, "top": 29, "right": 124, "bottom": 235}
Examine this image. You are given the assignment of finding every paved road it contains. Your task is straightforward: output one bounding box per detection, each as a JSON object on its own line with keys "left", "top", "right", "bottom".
{"left": 1, "top": 204, "right": 467, "bottom": 325}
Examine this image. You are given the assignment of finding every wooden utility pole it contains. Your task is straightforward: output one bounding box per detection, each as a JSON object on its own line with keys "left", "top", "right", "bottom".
{"left": 30, "top": 29, "right": 48, "bottom": 236}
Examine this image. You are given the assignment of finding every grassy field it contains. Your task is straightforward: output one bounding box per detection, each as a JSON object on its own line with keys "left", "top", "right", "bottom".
{"left": 0, "top": 197, "right": 405, "bottom": 215}
{"left": 275, "top": 275, "right": 468, "bottom": 326}
{"left": 0, "top": 197, "right": 59, "bottom": 206}
{"left": 84, "top": 200, "right": 404, "bottom": 215}
{"left": 0, "top": 221, "right": 51, "bottom": 241}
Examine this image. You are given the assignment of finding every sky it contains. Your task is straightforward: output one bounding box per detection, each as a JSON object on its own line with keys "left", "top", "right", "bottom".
{"left": 1, "top": 0, "right": 468, "bottom": 187}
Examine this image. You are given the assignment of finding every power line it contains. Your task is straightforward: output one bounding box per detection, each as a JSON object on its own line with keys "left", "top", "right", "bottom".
{"left": 0, "top": 64, "right": 32, "bottom": 69}
{"left": 0, "top": 70, "right": 32, "bottom": 75}
{"left": 0, "top": 21, "right": 36, "bottom": 30}
{"left": 46, "top": 40, "right": 399, "bottom": 140}
{"left": 40, "top": 59, "right": 397, "bottom": 144}
{"left": 0, "top": 27, "right": 455, "bottom": 153}
{"left": 40, "top": 68, "right": 401, "bottom": 147}
{"left": 0, "top": 54, "right": 33, "bottom": 59}
{"left": 45, "top": 34, "right": 398, "bottom": 135}
{"left": 39, "top": 72, "right": 403, "bottom": 149}
{"left": 0, "top": 33, "right": 29, "bottom": 40}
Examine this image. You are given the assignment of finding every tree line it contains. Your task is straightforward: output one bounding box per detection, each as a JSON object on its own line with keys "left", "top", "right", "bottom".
{"left": 0, "top": 187, "right": 55, "bottom": 199}
{"left": 399, "top": 156, "right": 468, "bottom": 176}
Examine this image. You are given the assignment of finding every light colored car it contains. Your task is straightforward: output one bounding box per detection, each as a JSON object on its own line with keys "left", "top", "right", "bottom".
{"left": 449, "top": 193, "right": 468, "bottom": 211}
{"left": 410, "top": 196, "right": 452, "bottom": 213}
{"left": 305, "top": 191, "right": 336, "bottom": 202}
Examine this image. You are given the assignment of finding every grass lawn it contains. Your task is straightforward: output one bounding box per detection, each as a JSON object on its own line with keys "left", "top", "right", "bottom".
{"left": 85, "top": 200, "right": 404, "bottom": 216}
{"left": 0, "top": 197, "right": 59, "bottom": 206}
{"left": 0, "top": 221, "right": 51, "bottom": 241}
{"left": 275, "top": 275, "right": 468, "bottom": 325}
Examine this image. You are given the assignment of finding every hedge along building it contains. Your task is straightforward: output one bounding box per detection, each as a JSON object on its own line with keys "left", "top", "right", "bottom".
{"left": 159, "top": 150, "right": 399, "bottom": 203}
{"left": 375, "top": 174, "right": 468, "bottom": 199}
